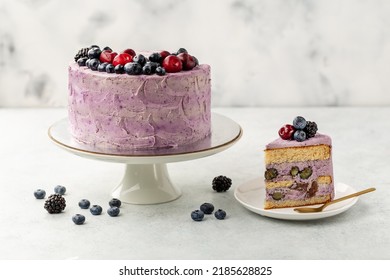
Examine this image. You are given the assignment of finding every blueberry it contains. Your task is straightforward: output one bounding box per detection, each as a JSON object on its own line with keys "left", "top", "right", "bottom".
{"left": 200, "top": 202, "right": 214, "bottom": 214}
{"left": 293, "top": 116, "right": 307, "bottom": 130}
{"left": 34, "top": 189, "right": 46, "bottom": 199}
{"left": 142, "top": 64, "right": 153, "bottom": 75}
{"left": 106, "top": 63, "right": 115, "bottom": 73}
{"left": 72, "top": 214, "right": 86, "bottom": 225}
{"left": 107, "top": 206, "right": 120, "bottom": 217}
{"left": 87, "top": 47, "right": 101, "bottom": 59}
{"left": 214, "top": 209, "right": 227, "bottom": 220}
{"left": 78, "top": 199, "right": 91, "bottom": 209}
{"left": 177, "top": 48, "right": 188, "bottom": 54}
{"left": 293, "top": 130, "right": 307, "bottom": 142}
{"left": 132, "top": 54, "right": 146, "bottom": 66}
{"left": 86, "top": 58, "right": 92, "bottom": 68}
{"left": 89, "top": 58, "right": 100, "bottom": 71}
{"left": 192, "top": 56, "right": 199, "bottom": 66}
{"left": 114, "top": 64, "right": 124, "bottom": 74}
{"left": 102, "top": 46, "right": 112, "bottom": 52}
{"left": 98, "top": 62, "right": 108, "bottom": 72}
{"left": 109, "top": 198, "right": 122, "bottom": 208}
{"left": 191, "top": 210, "right": 204, "bottom": 221}
{"left": 149, "top": 52, "right": 162, "bottom": 63}
{"left": 90, "top": 205, "right": 103, "bottom": 215}
{"left": 155, "top": 66, "right": 166, "bottom": 76}
{"left": 124, "top": 62, "right": 142, "bottom": 75}
{"left": 77, "top": 57, "right": 88, "bottom": 67}
{"left": 54, "top": 185, "right": 66, "bottom": 195}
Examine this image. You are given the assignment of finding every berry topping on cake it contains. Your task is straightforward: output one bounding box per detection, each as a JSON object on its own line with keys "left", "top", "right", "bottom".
{"left": 278, "top": 124, "right": 295, "bottom": 140}
{"left": 191, "top": 210, "right": 204, "bottom": 221}
{"left": 293, "top": 130, "right": 306, "bottom": 142}
{"left": 278, "top": 116, "right": 318, "bottom": 141}
{"left": 114, "top": 64, "right": 125, "bottom": 74}
{"left": 304, "top": 121, "right": 318, "bottom": 138}
{"left": 293, "top": 116, "right": 307, "bottom": 130}
{"left": 44, "top": 194, "right": 66, "bottom": 214}
{"left": 200, "top": 202, "right": 214, "bottom": 214}
{"left": 159, "top": 50, "right": 170, "bottom": 60}
{"left": 87, "top": 47, "right": 101, "bottom": 59}
{"left": 122, "top": 48, "right": 136, "bottom": 57}
{"left": 162, "top": 55, "right": 183, "bottom": 73}
{"left": 124, "top": 62, "right": 142, "bottom": 75}
{"left": 113, "top": 53, "right": 133, "bottom": 66}
{"left": 214, "top": 209, "right": 227, "bottom": 220}
{"left": 212, "top": 175, "right": 232, "bottom": 192}
{"left": 177, "top": 53, "right": 196, "bottom": 71}
{"left": 99, "top": 50, "right": 117, "bottom": 63}
{"left": 74, "top": 46, "right": 200, "bottom": 75}
{"left": 133, "top": 54, "right": 146, "bottom": 66}
{"left": 74, "top": 47, "right": 90, "bottom": 62}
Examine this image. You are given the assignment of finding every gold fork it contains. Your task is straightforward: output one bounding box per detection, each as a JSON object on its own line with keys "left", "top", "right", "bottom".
{"left": 293, "top": 187, "right": 376, "bottom": 213}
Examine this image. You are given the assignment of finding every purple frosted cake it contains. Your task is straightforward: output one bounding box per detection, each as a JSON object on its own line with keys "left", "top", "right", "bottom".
{"left": 264, "top": 116, "right": 334, "bottom": 209}
{"left": 68, "top": 46, "right": 211, "bottom": 150}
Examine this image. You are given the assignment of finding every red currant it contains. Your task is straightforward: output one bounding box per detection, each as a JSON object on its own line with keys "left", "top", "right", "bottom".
{"left": 159, "top": 50, "right": 170, "bottom": 60}
{"left": 99, "top": 51, "right": 117, "bottom": 63}
{"left": 112, "top": 53, "right": 133, "bottom": 66}
{"left": 162, "top": 55, "right": 182, "bottom": 73}
{"left": 122, "top": 49, "right": 136, "bottom": 57}
{"left": 177, "top": 53, "right": 196, "bottom": 70}
{"left": 278, "top": 124, "right": 295, "bottom": 140}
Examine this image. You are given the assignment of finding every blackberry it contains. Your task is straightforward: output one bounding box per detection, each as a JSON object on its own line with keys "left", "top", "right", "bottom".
{"left": 304, "top": 121, "right": 318, "bottom": 138}
{"left": 74, "top": 47, "right": 90, "bottom": 62}
{"left": 212, "top": 175, "right": 232, "bottom": 192}
{"left": 44, "top": 194, "right": 66, "bottom": 214}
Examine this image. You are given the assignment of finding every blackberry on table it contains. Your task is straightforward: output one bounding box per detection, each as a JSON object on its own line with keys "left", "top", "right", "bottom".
{"left": 44, "top": 194, "right": 66, "bottom": 214}
{"left": 212, "top": 175, "right": 232, "bottom": 192}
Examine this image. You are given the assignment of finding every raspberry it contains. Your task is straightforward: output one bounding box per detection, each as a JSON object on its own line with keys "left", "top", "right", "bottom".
{"left": 212, "top": 175, "right": 232, "bottom": 192}
{"left": 44, "top": 194, "right": 66, "bottom": 214}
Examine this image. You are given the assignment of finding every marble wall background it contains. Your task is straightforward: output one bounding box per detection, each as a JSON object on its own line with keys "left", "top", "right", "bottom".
{"left": 1, "top": 0, "right": 390, "bottom": 107}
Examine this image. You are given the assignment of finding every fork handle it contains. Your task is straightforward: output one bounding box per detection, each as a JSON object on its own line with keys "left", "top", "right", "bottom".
{"left": 326, "top": 187, "right": 376, "bottom": 206}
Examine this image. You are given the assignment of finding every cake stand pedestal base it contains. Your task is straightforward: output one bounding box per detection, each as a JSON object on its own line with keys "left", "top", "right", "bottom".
{"left": 112, "top": 163, "right": 180, "bottom": 204}
{"left": 48, "top": 113, "right": 242, "bottom": 205}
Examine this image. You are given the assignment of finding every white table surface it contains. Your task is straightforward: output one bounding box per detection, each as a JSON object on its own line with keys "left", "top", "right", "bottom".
{"left": 0, "top": 107, "right": 389, "bottom": 260}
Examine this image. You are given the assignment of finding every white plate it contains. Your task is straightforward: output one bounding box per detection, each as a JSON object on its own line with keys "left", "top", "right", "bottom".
{"left": 234, "top": 178, "right": 359, "bottom": 220}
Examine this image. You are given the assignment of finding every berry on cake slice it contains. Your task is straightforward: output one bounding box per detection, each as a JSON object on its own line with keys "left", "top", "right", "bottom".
{"left": 293, "top": 116, "right": 307, "bottom": 130}
{"left": 162, "top": 55, "right": 182, "bottom": 73}
{"left": 133, "top": 54, "right": 146, "bottom": 66}
{"left": 159, "top": 50, "right": 170, "bottom": 60}
{"left": 278, "top": 124, "right": 295, "bottom": 140}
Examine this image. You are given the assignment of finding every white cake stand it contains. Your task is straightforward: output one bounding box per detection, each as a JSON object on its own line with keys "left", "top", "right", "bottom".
{"left": 48, "top": 113, "right": 242, "bottom": 204}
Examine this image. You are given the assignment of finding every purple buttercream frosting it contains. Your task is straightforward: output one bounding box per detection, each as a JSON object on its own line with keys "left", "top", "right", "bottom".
{"left": 68, "top": 63, "right": 211, "bottom": 150}
{"left": 266, "top": 133, "right": 332, "bottom": 149}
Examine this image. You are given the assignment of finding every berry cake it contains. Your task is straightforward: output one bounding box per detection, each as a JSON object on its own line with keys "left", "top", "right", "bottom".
{"left": 68, "top": 46, "right": 211, "bottom": 151}
{"left": 264, "top": 116, "right": 334, "bottom": 209}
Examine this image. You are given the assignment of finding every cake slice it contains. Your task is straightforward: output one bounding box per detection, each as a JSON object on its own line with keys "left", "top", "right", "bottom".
{"left": 264, "top": 116, "right": 334, "bottom": 209}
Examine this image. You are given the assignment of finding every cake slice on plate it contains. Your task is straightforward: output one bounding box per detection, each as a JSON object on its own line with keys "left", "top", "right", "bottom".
{"left": 264, "top": 116, "right": 334, "bottom": 209}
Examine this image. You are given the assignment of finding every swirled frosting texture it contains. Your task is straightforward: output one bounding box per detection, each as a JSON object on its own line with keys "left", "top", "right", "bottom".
{"left": 68, "top": 63, "right": 211, "bottom": 150}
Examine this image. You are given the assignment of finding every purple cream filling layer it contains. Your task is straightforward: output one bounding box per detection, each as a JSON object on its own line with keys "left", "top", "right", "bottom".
{"left": 265, "top": 184, "right": 333, "bottom": 201}
{"left": 266, "top": 159, "right": 333, "bottom": 183}
{"left": 68, "top": 63, "right": 211, "bottom": 150}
